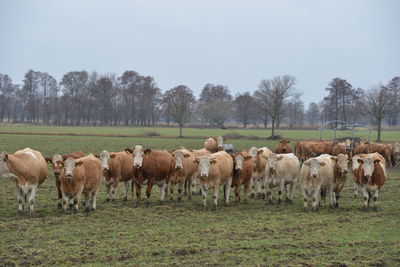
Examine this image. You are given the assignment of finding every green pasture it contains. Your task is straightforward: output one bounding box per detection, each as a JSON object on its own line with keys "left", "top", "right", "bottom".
{"left": 0, "top": 131, "right": 399, "bottom": 266}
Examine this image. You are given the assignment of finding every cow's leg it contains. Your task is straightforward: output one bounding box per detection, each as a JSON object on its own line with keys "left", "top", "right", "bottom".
{"left": 259, "top": 175, "right": 266, "bottom": 199}
{"left": 311, "top": 187, "right": 321, "bottom": 212}
{"left": 335, "top": 191, "right": 340, "bottom": 208}
{"left": 159, "top": 180, "right": 167, "bottom": 203}
{"left": 28, "top": 185, "right": 37, "bottom": 217}
{"left": 212, "top": 182, "right": 220, "bottom": 209}
{"left": 353, "top": 182, "right": 359, "bottom": 198}
{"left": 178, "top": 179, "right": 184, "bottom": 202}
{"left": 105, "top": 184, "right": 111, "bottom": 202}
{"left": 234, "top": 184, "right": 241, "bottom": 204}
{"left": 169, "top": 181, "right": 174, "bottom": 200}
{"left": 328, "top": 185, "right": 335, "bottom": 208}
{"left": 145, "top": 180, "right": 154, "bottom": 206}
{"left": 15, "top": 184, "right": 24, "bottom": 213}
{"left": 301, "top": 188, "right": 308, "bottom": 211}
{"left": 73, "top": 187, "right": 84, "bottom": 213}
{"left": 55, "top": 176, "right": 62, "bottom": 209}
{"left": 200, "top": 183, "right": 208, "bottom": 209}
{"left": 83, "top": 192, "right": 90, "bottom": 212}
{"left": 134, "top": 181, "right": 141, "bottom": 207}
{"left": 187, "top": 176, "right": 193, "bottom": 200}
{"left": 361, "top": 187, "right": 369, "bottom": 210}
{"left": 123, "top": 181, "right": 129, "bottom": 201}
{"left": 61, "top": 191, "right": 69, "bottom": 213}
{"left": 265, "top": 182, "right": 273, "bottom": 204}
{"left": 192, "top": 177, "right": 197, "bottom": 196}
{"left": 110, "top": 182, "right": 118, "bottom": 203}
{"left": 91, "top": 191, "right": 97, "bottom": 211}
{"left": 277, "top": 180, "right": 285, "bottom": 204}
{"left": 372, "top": 190, "right": 379, "bottom": 211}
{"left": 224, "top": 178, "right": 232, "bottom": 206}
{"left": 184, "top": 178, "right": 188, "bottom": 196}
{"left": 243, "top": 181, "right": 250, "bottom": 204}
{"left": 250, "top": 175, "right": 255, "bottom": 199}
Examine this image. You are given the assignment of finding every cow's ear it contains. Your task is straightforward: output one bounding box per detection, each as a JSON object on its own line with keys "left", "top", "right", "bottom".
{"left": 56, "top": 160, "right": 64, "bottom": 167}
{"left": 319, "top": 162, "right": 326, "bottom": 166}
{"left": 94, "top": 155, "right": 100, "bottom": 158}
{"left": 76, "top": 161, "right": 83, "bottom": 167}
{"left": 223, "top": 137, "right": 226, "bottom": 141}
{"left": 287, "top": 140, "right": 290, "bottom": 143}
{"left": 277, "top": 155, "right": 284, "bottom": 160}
{"left": 304, "top": 161, "right": 310, "bottom": 166}
{"left": 210, "top": 159, "right": 217, "bottom": 165}
{"left": 171, "top": 149, "right": 176, "bottom": 154}
{"left": 374, "top": 159, "right": 380, "bottom": 164}
{"left": 348, "top": 157, "right": 352, "bottom": 163}
{"left": 110, "top": 154, "right": 116, "bottom": 159}
{"left": 244, "top": 155, "right": 252, "bottom": 160}
{"left": 279, "top": 140, "right": 283, "bottom": 143}
{"left": 193, "top": 158, "right": 200, "bottom": 165}
{"left": 357, "top": 159, "right": 363, "bottom": 164}
{"left": 45, "top": 157, "right": 53, "bottom": 163}
{"left": 330, "top": 156, "right": 337, "bottom": 162}
{"left": 257, "top": 150, "right": 264, "bottom": 155}
{"left": 184, "top": 153, "right": 191, "bottom": 158}
{"left": 144, "top": 149, "right": 151, "bottom": 154}
{"left": 213, "top": 137, "right": 217, "bottom": 141}
{"left": 125, "top": 148, "right": 133, "bottom": 154}
{"left": 188, "top": 149, "right": 193, "bottom": 152}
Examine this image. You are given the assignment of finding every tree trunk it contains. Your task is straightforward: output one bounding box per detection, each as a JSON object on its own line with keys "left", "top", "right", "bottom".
{"left": 179, "top": 125, "right": 183, "bottom": 137}
{"left": 271, "top": 118, "right": 276, "bottom": 138}
{"left": 377, "top": 117, "right": 382, "bottom": 142}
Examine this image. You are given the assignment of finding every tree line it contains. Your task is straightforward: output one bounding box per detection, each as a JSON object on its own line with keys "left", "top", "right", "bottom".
{"left": 0, "top": 70, "right": 399, "bottom": 139}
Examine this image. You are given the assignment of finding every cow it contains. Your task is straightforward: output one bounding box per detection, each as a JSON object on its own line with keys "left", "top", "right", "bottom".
{"left": 186, "top": 148, "right": 211, "bottom": 195}
{"left": 275, "top": 140, "right": 292, "bottom": 154}
{"left": 300, "top": 154, "right": 336, "bottom": 211}
{"left": 391, "top": 143, "right": 400, "bottom": 167}
{"left": 299, "top": 141, "right": 334, "bottom": 162}
{"left": 332, "top": 139, "right": 352, "bottom": 157}
{"left": 170, "top": 148, "right": 198, "bottom": 201}
{"left": 330, "top": 153, "right": 351, "bottom": 207}
{"left": 230, "top": 151, "right": 252, "bottom": 204}
{"left": 263, "top": 153, "right": 300, "bottom": 204}
{"left": 248, "top": 146, "right": 273, "bottom": 199}
{"left": 194, "top": 151, "right": 233, "bottom": 209}
{"left": 58, "top": 154, "right": 102, "bottom": 213}
{"left": 0, "top": 148, "right": 48, "bottom": 217}
{"left": 45, "top": 151, "right": 85, "bottom": 208}
{"left": 204, "top": 136, "right": 224, "bottom": 152}
{"left": 126, "top": 145, "right": 175, "bottom": 206}
{"left": 354, "top": 142, "right": 391, "bottom": 166}
{"left": 98, "top": 150, "right": 134, "bottom": 203}
{"left": 352, "top": 153, "right": 386, "bottom": 211}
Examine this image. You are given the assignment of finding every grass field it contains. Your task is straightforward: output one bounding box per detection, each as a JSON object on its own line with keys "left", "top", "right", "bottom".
{"left": 0, "top": 127, "right": 399, "bottom": 266}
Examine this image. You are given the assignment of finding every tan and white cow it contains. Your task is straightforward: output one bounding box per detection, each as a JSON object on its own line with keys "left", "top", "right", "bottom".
{"left": 248, "top": 146, "right": 273, "bottom": 199}
{"left": 204, "top": 136, "right": 224, "bottom": 153}
{"left": 194, "top": 151, "right": 233, "bottom": 209}
{"left": 59, "top": 154, "right": 102, "bottom": 213}
{"left": 98, "top": 150, "right": 134, "bottom": 203}
{"left": 171, "top": 148, "right": 198, "bottom": 201}
{"left": 186, "top": 147, "right": 211, "bottom": 195}
{"left": 263, "top": 153, "right": 300, "bottom": 204}
{"left": 300, "top": 154, "right": 336, "bottom": 211}
{"left": 352, "top": 153, "right": 386, "bottom": 211}
{"left": 0, "top": 148, "right": 48, "bottom": 217}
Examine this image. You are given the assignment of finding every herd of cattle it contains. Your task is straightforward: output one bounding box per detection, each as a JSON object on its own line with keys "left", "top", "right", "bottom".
{"left": 0, "top": 137, "right": 399, "bottom": 217}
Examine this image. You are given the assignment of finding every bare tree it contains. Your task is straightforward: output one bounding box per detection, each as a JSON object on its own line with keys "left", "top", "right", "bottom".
{"left": 258, "top": 75, "right": 296, "bottom": 138}
{"left": 286, "top": 93, "right": 304, "bottom": 129}
{"left": 306, "top": 102, "right": 320, "bottom": 126}
{"left": 234, "top": 92, "right": 255, "bottom": 128}
{"left": 163, "top": 85, "right": 196, "bottom": 137}
{"left": 386, "top": 77, "right": 400, "bottom": 126}
{"left": 364, "top": 85, "right": 391, "bottom": 141}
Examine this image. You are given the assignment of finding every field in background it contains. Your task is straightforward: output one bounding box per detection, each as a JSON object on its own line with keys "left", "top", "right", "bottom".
{"left": 1, "top": 124, "right": 399, "bottom": 141}
{"left": 0, "top": 127, "right": 399, "bottom": 265}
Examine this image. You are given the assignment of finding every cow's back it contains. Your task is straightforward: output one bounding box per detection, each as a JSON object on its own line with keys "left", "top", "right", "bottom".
{"left": 14, "top": 148, "right": 48, "bottom": 185}
{"left": 204, "top": 138, "right": 217, "bottom": 153}
{"left": 276, "top": 153, "right": 300, "bottom": 180}
{"left": 114, "top": 151, "right": 134, "bottom": 180}
{"left": 77, "top": 155, "right": 102, "bottom": 192}
{"left": 143, "top": 150, "right": 175, "bottom": 181}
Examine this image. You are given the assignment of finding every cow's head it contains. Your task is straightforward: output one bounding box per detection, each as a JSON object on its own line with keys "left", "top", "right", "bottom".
{"left": 215, "top": 136, "right": 224, "bottom": 150}
{"left": 344, "top": 139, "right": 352, "bottom": 150}
{"left": 99, "top": 150, "right": 116, "bottom": 173}
{"left": 304, "top": 158, "right": 326, "bottom": 179}
{"left": 46, "top": 154, "right": 63, "bottom": 177}
{"left": 331, "top": 154, "right": 349, "bottom": 175}
{"left": 279, "top": 140, "right": 290, "bottom": 153}
{"left": 172, "top": 150, "right": 190, "bottom": 170}
{"left": 129, "top": 145, "right": 151, "bottom": 168}
{"left": 194, "top": 156, "right": 216, "bottom": 178}
{"left": 233, "top": 153, "right": 251, "bottom": 171}
{"left": 264, "top": 154, "right": 283, "bottom": 175}
{"left": 357, "top": 157, "right": 380, "bottom": 181}
{"left": 0, "top": 152, "right": 10, "bottom": 176}
{"left": 62, "top": 158, "right": 83, "bottom": 179}
{"left": 394, "top": 143, "right": 400, "bottom": 162}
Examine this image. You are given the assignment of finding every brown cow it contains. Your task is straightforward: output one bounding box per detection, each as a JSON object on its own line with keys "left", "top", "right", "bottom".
{"left": 171, "top": 148, "right": 197, "bottom": 201}
{"left": 204, "top": 136, "right": 224, "bottom": 152}
{"left": 275, "top": 140, "right": 292, "bottom": 154}
{"left": 330, "top": 153, "right": 351, "bottom": 208}
{"left": 98, "top": 150, "right": 134, "bottom": 203}
{"left": 391, "top": 143, "right": 400, "bottom": 167}
{"left": 299, "top": 141, "right": 334, "bottom": 162}
{"left": 0, "top": 148, "right": 48, "bottom": 217}
{"left": 58, "top": 154, "right": 102, "bottom": 213}
{"left": 352, "top": 153, "right": 386, "bottom": 210}
{"left": 194, "top": 150, "right": 233, "bottom": 208}
{"left": 230, "top": 151, "right": 252, "bottom": 204}
{"left": 45, "top": 151, "right": 85, "bottom": 208}
{"left": 354, "top": 143, "right": 391, "bottom": 166}
{"left": 126, "top": 145, "right": 175, "bottom": 206}
{"left": 248, "top": 146, "right": 273, "bottom": 199}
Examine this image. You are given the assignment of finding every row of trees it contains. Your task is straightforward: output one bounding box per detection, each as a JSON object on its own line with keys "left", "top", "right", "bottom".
{"left": 0, "top": 70, "right": 399, "bottom": 139}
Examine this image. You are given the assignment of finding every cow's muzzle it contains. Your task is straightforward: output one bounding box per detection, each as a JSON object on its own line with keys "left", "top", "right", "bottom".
{"left": 66, "top": 174, "right": 73, "bottom": 179}
{"left": 311, "top": 174, "right": 318, "bottom": 178}
{"left": 175, "top": 165, "right": 182, "bottom": 170}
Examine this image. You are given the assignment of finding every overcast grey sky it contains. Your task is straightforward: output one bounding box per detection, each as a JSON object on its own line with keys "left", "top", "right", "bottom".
{"left": 1, "top": 0, "right": 399, "bottom": 106}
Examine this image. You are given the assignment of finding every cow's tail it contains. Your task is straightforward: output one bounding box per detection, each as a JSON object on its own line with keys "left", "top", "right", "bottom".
{"left": 131, "top": 179, "right": 135, "bottom": 199}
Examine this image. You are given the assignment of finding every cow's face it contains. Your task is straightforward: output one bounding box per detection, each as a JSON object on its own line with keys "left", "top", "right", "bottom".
{"left": 351, "top": 155, "right": 362, "bottom": 171}
{"left": 279, "top": 140, "right": 290, "bottom": 153}
{"left": 394, "top": 143, "right": 400, "bottom": 161}
{"left": 248, "top": 147, "right": 258, "bottom": 170}
{"left": 194, "top": 156, "right": 216, "bottom": 178}
{"left": 173, "top": 150, "right": 190, "bottom": 170}
{"left": 344, "top": 139, "right": 352, "bottom": 150}
{"left": 265, "top": 154, "right": 283, "bottom": 175}
{"left": 133, "top": 145, "right": 145, "bottom": 168}
{"left": 331, "top": 154, "right": 349, "bottom": 175}
{"left": 216, "top": 136, "right": 224, "bottom": 150}
{"left": 304, "top": 158, "right": 326, "bottom": 179}
{"left": 51, "top": 154, "right": 63, "bottom": 176}
{"left": 0, "top": 152, "right": 10, "bottom": 176}
{"left": 63, "top": 158, "right": 78, "bottom": 179}
{"left": 234, "top": 153, "right": 251, "bottom": 170}
{"left": 99, "top": 150, "right": 111, "bottom": 172}
{"left": 357, "top": 157, "right": 379, "bottom": 180}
